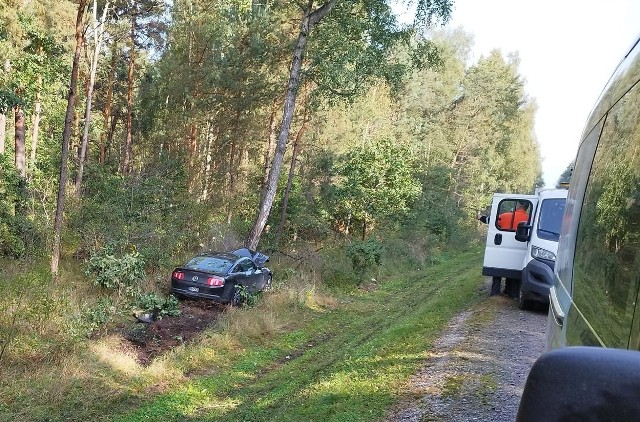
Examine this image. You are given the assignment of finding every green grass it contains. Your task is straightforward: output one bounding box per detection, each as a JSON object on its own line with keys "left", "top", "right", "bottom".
{"left": 115, "top": 247, "right": 485, "bottom": 422}
{"left": 0, "top": 246, "right": 485, "bottom": 422}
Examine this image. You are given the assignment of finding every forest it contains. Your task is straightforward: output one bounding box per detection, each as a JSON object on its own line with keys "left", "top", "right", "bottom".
{"left": 0, "top": 0, "right": 543, "bottom": 420}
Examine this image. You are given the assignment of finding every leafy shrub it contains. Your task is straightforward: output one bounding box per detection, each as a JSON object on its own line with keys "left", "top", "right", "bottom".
{"left": 69, "top": 298, "right": 117, "bottom": 339}
{"left": 136, "top": 293, "right": 181, "bottom": 319}
{"left": 85, "top": 245, "right": 145, "bottom": 299}
{"left": 346, "top": 238, "right": 384, "bottom": 273}
{"left": 0, "top": 223, "right": 25, "bottom": 258}
{"left": 235, "top": 285, "right": 260, "bottom": 307}
{"left": 0, "top": 154, "right": 43, "bottom": 257}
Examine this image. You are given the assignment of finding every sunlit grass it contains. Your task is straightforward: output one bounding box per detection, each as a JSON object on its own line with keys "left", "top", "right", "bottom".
{"left": 91, "top": 336, "right": 141, "bottom": 376}
{"left": 113, "top": 247, "right": 484, "bottom": 422}
{"left": 1, "top": 246, "right": 485, "bottom": 422}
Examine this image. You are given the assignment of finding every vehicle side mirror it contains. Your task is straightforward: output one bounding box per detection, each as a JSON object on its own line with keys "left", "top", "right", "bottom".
{"left": 515, "top": 222, "right": 531, "bottom": 242}
{"left": 516, "top": 347, "right": 640, "bottom": 421}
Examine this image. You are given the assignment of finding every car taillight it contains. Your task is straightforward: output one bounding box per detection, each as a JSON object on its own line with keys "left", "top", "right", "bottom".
{"left": 207, "top": 276, "right": 224, "bottom": 287}
{"left": 173, "top": 271, "right": 184, "bottom": 280}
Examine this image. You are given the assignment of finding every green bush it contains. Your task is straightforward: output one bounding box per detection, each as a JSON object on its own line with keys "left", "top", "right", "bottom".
{"left": 68, "top": 298, "right": 117, "bottom": 339}
{"left": 0, "top": 223, "right": 25, "bottom": 258}
{"left": 136, "top": 293, "right": 181, "bottom": 319}
{"left": 0, "top": 154, "right": 43, "bottom": 258}
{"left": 235, "top": 285, "right": 260, "bottom": 307}
{"left": 346, "top": 238, "right": 384, "bottom": 273}
{"left": 85, "top": 245, "right": 145, "bottom": 299}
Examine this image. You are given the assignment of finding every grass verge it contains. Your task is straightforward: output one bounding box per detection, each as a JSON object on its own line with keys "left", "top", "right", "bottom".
{"left": 114, "top": 247, "right": 485, "bottom": 422}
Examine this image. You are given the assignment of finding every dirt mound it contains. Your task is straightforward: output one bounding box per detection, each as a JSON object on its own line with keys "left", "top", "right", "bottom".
{"left": 124, "top": 299, "right": 224, "bottom": 365}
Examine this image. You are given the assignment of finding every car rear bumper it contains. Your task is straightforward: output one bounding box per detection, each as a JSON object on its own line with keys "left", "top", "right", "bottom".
{"left": 171, "top": 280, "right": 229, "bottom": 303}
{"left": 521, "top": 259, "right": 555, "bottom": 303}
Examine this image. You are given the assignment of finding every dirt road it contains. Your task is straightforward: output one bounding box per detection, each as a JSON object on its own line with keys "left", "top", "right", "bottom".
{"left": 386, "top": 278, "right": 548, "bottom": 422}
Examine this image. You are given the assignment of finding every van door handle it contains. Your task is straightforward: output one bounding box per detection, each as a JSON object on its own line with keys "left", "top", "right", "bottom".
{"left": 494, "top": 233, "right": 502, "bottom": 245}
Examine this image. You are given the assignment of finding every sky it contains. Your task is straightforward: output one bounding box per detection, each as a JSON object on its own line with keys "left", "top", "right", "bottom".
{"left": 403, "top": 1, "right": 640, "bottom": 188}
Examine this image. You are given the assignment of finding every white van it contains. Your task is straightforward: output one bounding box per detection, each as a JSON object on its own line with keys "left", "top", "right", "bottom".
{"left": 482, "top": 189, "right": 567, "bottom": 309}
{"left": 515, "top": 189, "right": 568, "bottom": 310}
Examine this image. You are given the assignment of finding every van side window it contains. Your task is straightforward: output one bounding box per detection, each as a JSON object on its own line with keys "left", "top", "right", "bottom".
{"left": 572, "top": 81, "right": 640, "bottom": 348}
{"left": 555, "top": 119, "right": 603, "bottom": 295}
{"left": 495, "top": 199, "right": 532, "bottom": 231}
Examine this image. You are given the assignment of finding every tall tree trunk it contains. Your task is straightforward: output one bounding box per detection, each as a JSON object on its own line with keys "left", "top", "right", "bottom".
{"left": 72, "top": 109, "right": 80, "bottom": 159}
{"left": 123, "top": 15, "right": 135, "bottom": 173}
{"left": 262, "top": 97, "right": 279, "bottom": 191}
{"left": 76, "top": 0, "right": 110, "bottom": 194}
{"left": 200, "top": 121, "right": 214, "bottom": 201}
{"left": 0, "top": 112, "right": 6, "bottom": 154}
{"left": 14, "top": 106, "right": 25, "bottom": 177}
{"left": 100, "top": 41, "right": 117, "bottom": 164}
{"left": 226, "top": 139, "right": 237, "bottom": 225}
{"left": 29, "top": 94, "right": 41, "bottom": 175}
{"left": 226, "top": 110, "right": 243, "bottom": 224}
{"left": 188, "top": 122, "right": 197, "bottom": 192}
{"left": 106, "top": 113, "right": 118, "bottom": 162}
{"left": 362, "top": 219, "right": 367, "bottom": 241}
{"left": 52, "top": 0, "right": 88, "bottom": 276}
{"left": 202, "top": 123, "right": 221, "bottom": 202}
{"left": 246, "top": 0, "right": 336, "bottom": 250}
{"left": 275, "top": 107, "right": 309, "bottom": 245}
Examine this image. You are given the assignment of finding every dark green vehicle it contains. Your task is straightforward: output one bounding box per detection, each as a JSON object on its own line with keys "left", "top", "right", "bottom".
{"left": 516, "top": 35, "right": 640, "bottom": 421}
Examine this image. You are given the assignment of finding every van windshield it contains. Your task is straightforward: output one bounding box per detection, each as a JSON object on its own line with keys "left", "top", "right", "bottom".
{"left": 537, "top": 198, "right": 566, "bottom": 241}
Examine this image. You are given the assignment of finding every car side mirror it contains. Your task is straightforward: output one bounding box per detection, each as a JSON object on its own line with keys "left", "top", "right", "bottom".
{"left": 516, "top": 347, "right": 640, "bottom": 421}
{"left": 515, "top": 222, "right": 531, "bottom": 242}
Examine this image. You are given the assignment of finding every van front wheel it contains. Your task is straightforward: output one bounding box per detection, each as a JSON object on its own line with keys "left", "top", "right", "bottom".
{"left": 518, "top": 287, "right": 534, "bottom": 310}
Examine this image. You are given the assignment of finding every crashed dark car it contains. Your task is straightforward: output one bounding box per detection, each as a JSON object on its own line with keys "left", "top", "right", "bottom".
{"left": 170, "top": 248, "right": 272, "bottom": 305}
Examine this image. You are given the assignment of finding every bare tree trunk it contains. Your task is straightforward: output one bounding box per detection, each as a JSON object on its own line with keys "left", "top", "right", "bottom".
{"left": 262, "top": 97, "right": 279, "bottom": 191}
{"left": 29, "top": 94, "right": 41, "bottom": 175}
{"left": 100, "top": 42, "right": 117, "bottom": 164}
{"left": 14, "top": 106, "right": 25, "bottom": 177}
{"left": 275, "top": 106, "right": 309, "bottom": 245}
{"left": 52, "top": 0, "right": 88, "bottom": 276}
{"left": 123, "top": 15, "right": 135, "bottom": 174}
{"left": 76, "top": 0, "right": 110, "bottom": 194}
{"left": 226, "top": 110, "right": 244, "bottom": 224}
{"left": 188, "top": 123, "right": 197, "bottom": 192}
{"left": 246, "top": 0, "right": 336, "bottom": 250}
{"left": 0, "top": 112, "right": 6, "bottom": 154}
{"left": 72, "top": 109, "right": 80, "bottom": 159}
{"left": 200, "top": 121, "right": 213, "bottom": 201}
{"left": 202, "top": 123, "right": 221, "bottom": 202}
{"left": 226, "top": 139, "right": 237, "bottom": 225}
{"left": 106, "top": 113, "right": 118, "bottom": 162}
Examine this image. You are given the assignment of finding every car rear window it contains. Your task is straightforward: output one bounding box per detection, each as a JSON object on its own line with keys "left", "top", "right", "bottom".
{"left": 184, "top": 256, "right": 233, "bottom": 273}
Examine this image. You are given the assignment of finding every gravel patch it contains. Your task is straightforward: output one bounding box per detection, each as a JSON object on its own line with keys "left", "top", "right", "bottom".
{"left": 386, "top": 277, "right": 547, "bottom": 422}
